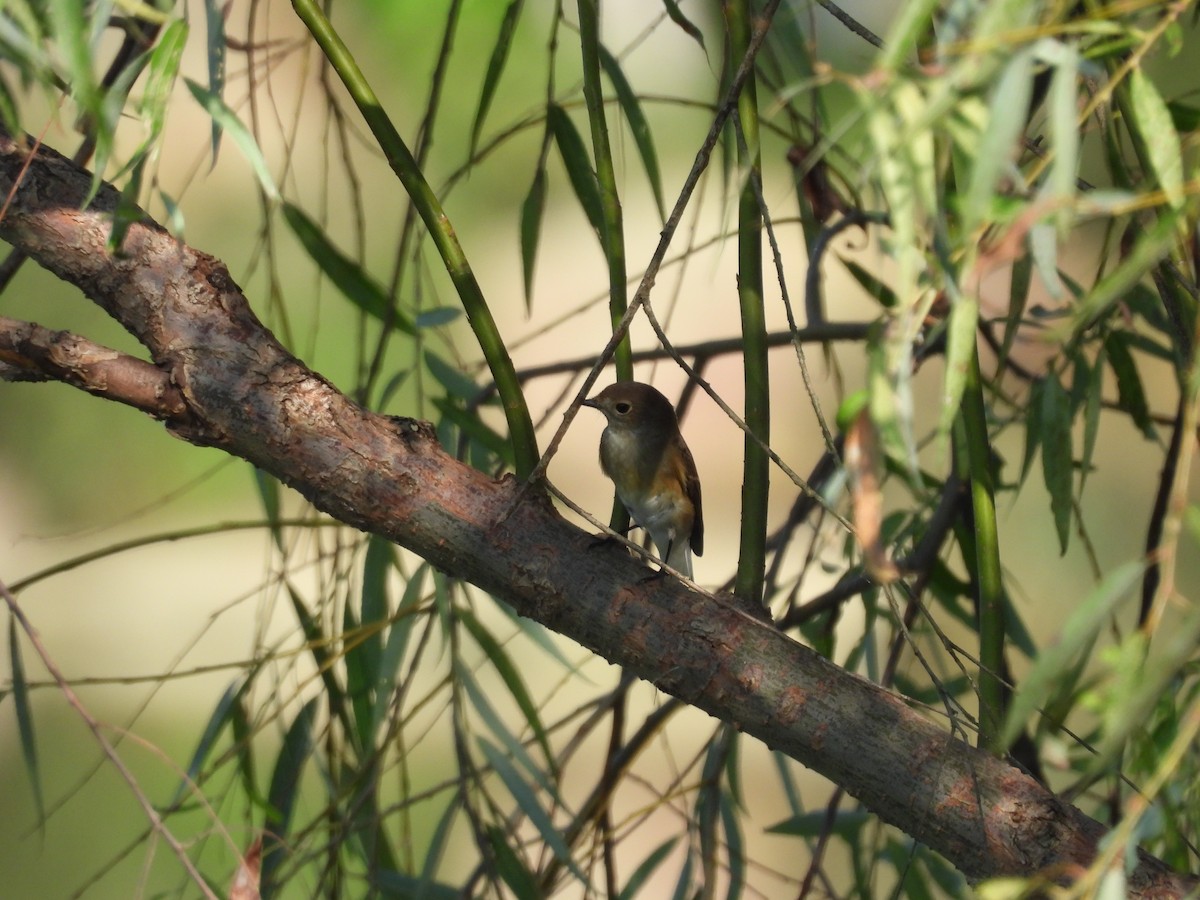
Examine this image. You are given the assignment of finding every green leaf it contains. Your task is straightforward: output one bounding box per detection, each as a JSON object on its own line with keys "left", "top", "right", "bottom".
{"left": 425, "top": 350, "right": 482, "bottom": 400}
{"left": 720, "top": 789, "right": 745, "bottom": 900}
{"left": 458, "top": 607, "right": 556, "bottom": 776}
{"left": 938, "top": 294, "right": 979, "bottom": 441}
{"left": 1046, "top": 45, "right": 1081, "bottom": 233}
{"left": 1039, "top": 374, "right": 1074, "bottom": 554}
{"left": 617, "top": 838, "right": 679, "bottom": 900}
{"left": 139, "top": 19, "right": 188, "bottom": 147}
{"left": 8, "top": 617, "right": 44, "bottom": 827}
{"left": 486, "top": 824, "right": 540, "bottom": 900}
{"left": 262, "top": 698, "right": 318, "bottom": 897}
{"left": 281, "top": 202, "right": 415, "bottom": 333}
{"left": 766, "top": 809, "right": 871, "bottom": 837}
{"left": 369, "top": 562, "right": 427, "bottom": 743}
{"left": 415, "top": 306, "right": 462, "bottom": 328}
{"left": 203, "top": 0, "right": 227, "bottom": 161}
{"left": 598, "top": 43, "right": 664, "bottom": 219}
{"left": 1080, "top": 346, "right": 1103, "bottom": 493}
{"left": 185, "top": 78, "right": 278, "bottom": 200}
{"left": 547, "top": 103, "right": 605, "bottom": 239}
{"left": 1104, "top": 331, "right": 1155, "bottom": 438}
{"left": 1128, "top": 68, "right": 1184, "bottom": 209}
{"left": 372, "top": 869, "right": 460, "bottom": 900}
{"left": 252, "top": 466, "right": 283, "bottom": 551}
{"left": 172, "top": 679, "right": 243, "bottom": 806}
{"left": 999, "top": 560, "right": 1142, "bottom": 751}
{"left": 469, "top": 0, "right": 524, "bottom": 157}
{"left": 477, "top": 738, "right": 588, "bottom": 884}
{"left": 520, "top": 165, "right": 547, "bottom": 310}
{"left": 841, "top": 257, "right": 898, "bottom": 309}
{"left": 963, "top": 48, "right": 1032, "bottom": 233}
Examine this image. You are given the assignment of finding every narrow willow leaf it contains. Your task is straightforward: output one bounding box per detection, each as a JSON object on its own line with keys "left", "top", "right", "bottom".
{"left": 964, "top": 49, "right": 1032, "bottom": 234}
{"left": 520, "top": 165, "right": 547, "bottom": 310}
{"left": 1104, "top": 331, "right": 1154, "bottom": 438}
{"left": 661, "top": 0, "right": 705, "bottom": 50}
{"left": 458, "top": 663, "right": 552, "bottom": 797}
{"left": 938, "top": 295, "right": 979, "bottom": 440}
{"left": 769, "top": 752, "right": 803, "bottom": 817}
{"left": 998, "top": 252, "right": 1033, "bottom": 370}
{"left": 1080, "top": 345, "right": 1104, "bottom": 493}
{"left": 547, "top": 103, "right": 605, "bottom": 239}
{"left": 47, "top": 0, "right": 98, "bottom": 115}
{"left": 415, "top": 306, "right": 461, "bottom": 328}
{"left": 425, "top": 350, "right": 482, "bottom": 400}
{"left": 203, "top": 0, "right": 227, "bottom": 161}
{"left": 1046, "top": 45, "right": 1081, "bottom": 232}
{"left": 360, "top": 534, "right": 392, "bottom": 680}
{"left": 617, "top": 838, "right": 679, "bottom": 900}
{"left": 139, "top": 19, "right": 188, "bottom": 146}
{"left": 469, "top": 0, "right": 524, "bottom": 156}
{"left": 185, "top": 79, "right": 278, "bottom": 198}
{"left": 477, "top": 738, "right": 587, "bottom": 883}
{"left": 373, "top": 870, "right": 459, "bottom": 900}
{"left": 369, "top": 562, "right": 427, "bottom": 743}
{"left": 766, "top": 809, "right": 870, "bottom": 837}
{"left": 720, "top": 789, "right": 745, "bottom": 900}
{"left": 281, "top": 202, "right": 415, "bottom": 333}
{"left": 172, "top": 679, "right": 242, "bottom": 805}
{"left": 1128, "top": 68, "right": 1184, "bottom": 209}
{"left": 457, "top": 606, "right": 556, "bottom": 775}
{"left": 877, "top": 0, "right": 939, "bottom": 70}
{"left": 9, "top": 618, "right": 44, "bottom": 826}
{"left": 432, "top": 396, "right": 514, "bottom": 465}
{"left": 670, "top": 847, "right": 694, "bottom": 900}
{"left": 1068, "top": 211, "right": 1178, "bottom": 334}
{"left": 999, "top": 560, "right": 1142, "bottom": 751}
{"left": 486, "top": 824, "right": 540, "bottom": 900}
{"left": 262, "top": 698, "right": 318, "bottom": 897}
{"left": 1039, "top": 374, "right": 1074, "bottom": 554}
{"left": 598, "top": 43, "right": 665, "bottom": 219}
{"left": 416, "top": 799, "right": 459, "bottom": 895}
{"left": 252, "top": 466, "right": 282, "bottom": 551}
{"left": 841, "top": 257, "right": 898, "bottom": 309}
{"left": 108, "top": 154, "right": 147, "bottom": 253}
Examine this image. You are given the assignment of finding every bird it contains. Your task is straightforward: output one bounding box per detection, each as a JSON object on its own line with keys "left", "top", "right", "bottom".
{"left": 583, "top": 381, "right": 704, "bottom": 578}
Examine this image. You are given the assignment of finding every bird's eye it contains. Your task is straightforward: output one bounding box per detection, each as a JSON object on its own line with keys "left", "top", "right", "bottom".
{"left": 615, "top": 402, "right": 632, "bottom": 415}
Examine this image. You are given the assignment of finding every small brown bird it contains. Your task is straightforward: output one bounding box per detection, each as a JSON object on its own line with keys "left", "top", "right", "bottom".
{"left": 583, "top": 381, "right": 704, "bottom": 577}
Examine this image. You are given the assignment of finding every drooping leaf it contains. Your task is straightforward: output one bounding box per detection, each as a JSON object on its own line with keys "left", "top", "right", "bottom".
{"left": 8, "top": 618, "right": 44, "bottom": 826}
{"left": 963, "top": 48, "right": 1032, "bottom": 233}
{"left": 469, "top": 0, "right": 524, "bottom": 156}
{"left": 547, "top": 103, "right": 605, "bottom": 240}
{"left": 1039, "top": 374, "right": 1073, "bottom": 554}
{"left": 486, "top": 824, "right": 540, "bottom": 899}
{"left": 261, "top": 698, "right": 318, "bottom": 898}
{"left": 598, "top": 43, "right": 665, "bottom": 219}
{"left": 999, "top": 561, "right": 1142, "bottom": 751}
{"left": 282, "top": 202, "right": 415, "bottom": 333}
{"left": 1104, "top": 331, "right": 1155, "bottom": 438}
{"left": 185, "top": 78, "right": 278, "bottom": 199}
{"left": 617, "top": 838, "right": 679, "bottom": 900}
{"left": 173, "top": 679, "right": 243, "bottom": 806}
{"left": 457, "top": 606, "right": 556, "bottom": 775}
{"left": 519, "top": 165, "right": 547, "bottom": 310}
{"left": 203, "top": 0, "right": 226, "bottom": 159}
{"left": 938, "top": 294, "right": 979, "bottom": 441}
{"left": 477, "top": 738, "right": 587, "bottom": 884}
{"left": 1128, "top": 68, "right": 1184, "bottom": 209}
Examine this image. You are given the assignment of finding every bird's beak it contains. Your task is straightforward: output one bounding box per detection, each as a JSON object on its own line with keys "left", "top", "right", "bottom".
{"left": 582, "top": 396, "right": 600, "bottom": 409}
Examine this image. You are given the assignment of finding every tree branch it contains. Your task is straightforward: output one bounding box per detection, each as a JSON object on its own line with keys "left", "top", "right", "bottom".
{"left": 0, "top": 128, "right": 1194, "bottom": 895}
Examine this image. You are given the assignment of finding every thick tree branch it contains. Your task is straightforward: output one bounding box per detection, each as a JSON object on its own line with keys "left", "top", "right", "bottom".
{"left": 0, "top": 129, "right": 1194, "bottom": 895}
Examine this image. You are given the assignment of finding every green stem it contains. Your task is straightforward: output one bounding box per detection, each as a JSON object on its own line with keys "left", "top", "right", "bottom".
{"left": 291, "top": 0, "right": 539, "bottom": 478}
{"left": 725, "top": 0, "right": 768, "bottom": 607}
{"left": 958, "top": 349, "right": 1005, "bottom": 751}
{"left": 577, "top": 0, "right": 631, "bottom": 383}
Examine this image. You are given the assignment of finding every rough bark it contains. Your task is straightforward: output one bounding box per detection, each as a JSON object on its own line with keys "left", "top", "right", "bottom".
{"left": 0, "top": 129, "right": 1194, "bottom": 895}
